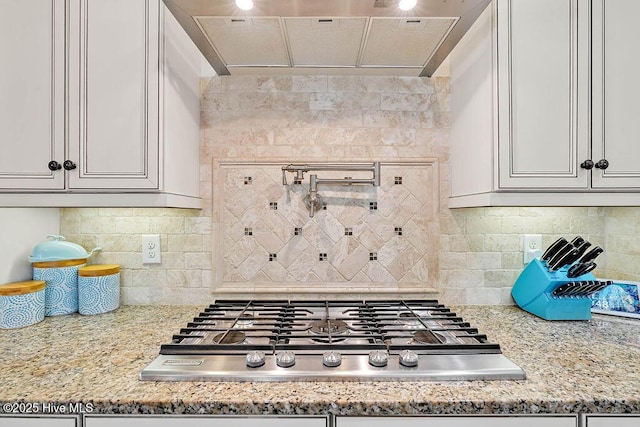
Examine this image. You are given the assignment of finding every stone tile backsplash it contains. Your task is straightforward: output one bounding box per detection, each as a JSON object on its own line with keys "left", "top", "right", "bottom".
{"left": 59, "top": 75, "right": 640, "bottom": 305}
{"left": 214, "top": 162, "right": 438, "bottom": 294}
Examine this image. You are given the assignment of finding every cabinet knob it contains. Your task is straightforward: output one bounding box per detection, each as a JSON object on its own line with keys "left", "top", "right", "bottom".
{"left": 48, "top": 161, "right": 62, "bottom": 171}
{"left": 580, "top": 160, "right": 594, "bottom": 170}
{"left": 63, "top": 160, "right": 77, "bottom": 171}
{"left": 595, "top": 159, "right": 609, "bottom": 170}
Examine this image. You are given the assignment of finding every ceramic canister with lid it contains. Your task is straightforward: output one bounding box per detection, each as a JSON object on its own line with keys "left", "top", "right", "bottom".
{"left": 33, "top": 259, "right": 86, "bottom": 316}
{"left": 0, "top": 280, "right": 46, "bottom": 329}
{"left": 78, "top": 264, "right": 120, "bottom": 315}
{"left": 29, "top": 235, "right": 101, "bottom": 316}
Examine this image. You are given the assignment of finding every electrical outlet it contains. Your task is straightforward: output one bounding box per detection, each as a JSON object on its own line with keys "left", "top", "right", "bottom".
{"left": 142, "top": 234, "right": 161, "bottom": 264}
{"left": 523, "top": 234, "right": 542, "bottom": 264}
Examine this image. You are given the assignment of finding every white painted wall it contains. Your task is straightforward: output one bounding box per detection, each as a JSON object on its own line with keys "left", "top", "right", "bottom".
{"left": 0, "top": 208, "right": 60, "bottom": 284}
{"left": 200, "top": 54, "right": 215, "bottom": 77}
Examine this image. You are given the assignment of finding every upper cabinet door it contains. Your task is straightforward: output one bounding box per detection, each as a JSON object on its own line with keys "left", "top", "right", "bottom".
{"left": 497, "top": 0, "right": 590, "bottom": 189}
{"left": 67, "top": 0, "right": 159, "bottom": 189}
{"left": 591, "top": 0, "right": 640, "bottom": 188}
{"left": 0, "top": 0, "right": 65, "bottom": 189}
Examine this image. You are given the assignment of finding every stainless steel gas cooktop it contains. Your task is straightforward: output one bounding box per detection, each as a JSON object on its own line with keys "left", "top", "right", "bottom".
{"left": 140, "top": 300, "right": 526, "bottom": 381}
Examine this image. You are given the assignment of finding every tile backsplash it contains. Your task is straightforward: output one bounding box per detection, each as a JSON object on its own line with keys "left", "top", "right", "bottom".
{"left": 59, "top": 75, "right": 640, "bottom": 305}
{"left": 213, "top": 161, "right": 438, "bottom": 296}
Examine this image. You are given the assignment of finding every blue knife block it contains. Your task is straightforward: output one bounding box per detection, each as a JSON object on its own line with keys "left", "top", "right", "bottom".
{"left": 511, "top": 259, "right": 596, "bottom": 320}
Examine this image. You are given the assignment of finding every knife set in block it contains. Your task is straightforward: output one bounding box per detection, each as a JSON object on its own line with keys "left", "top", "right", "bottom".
{"left": 512, "top": 236, "right": 611, "bottom": 320}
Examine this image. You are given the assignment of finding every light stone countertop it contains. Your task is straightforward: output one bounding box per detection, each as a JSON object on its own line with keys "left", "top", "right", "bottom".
{"left": 1, "top": 304, "right": 639, "bottom": 416}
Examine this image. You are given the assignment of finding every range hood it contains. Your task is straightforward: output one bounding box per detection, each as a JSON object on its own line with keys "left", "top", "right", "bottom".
{"left": 163, "top": 0, "right": 491, "bottom": 76}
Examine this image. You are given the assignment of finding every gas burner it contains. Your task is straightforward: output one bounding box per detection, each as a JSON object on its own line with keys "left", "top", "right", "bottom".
{"left": 308, "top": 319, "right": 349, "bottom": 342}
{"left": 413, "top": 330, "right": 444, "bottom": 344}
{"left": 398, "top": 312, "right": 423, "bottom": 327}
{"left": 310, "top": 319, "right": 348, "bottom": 334}
{"left": 235, "top": 313, "right": 255, "bottom": 328}
{"left": 213, "top": 331, "right": 246, "bottom": 344}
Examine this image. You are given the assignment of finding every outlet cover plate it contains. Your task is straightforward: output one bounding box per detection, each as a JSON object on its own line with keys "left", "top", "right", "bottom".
{"left": 523, "top": 234, "right": 542, "bottom": 264}
{"left": 142, "top": 234, "right": 161, "bottom": 264}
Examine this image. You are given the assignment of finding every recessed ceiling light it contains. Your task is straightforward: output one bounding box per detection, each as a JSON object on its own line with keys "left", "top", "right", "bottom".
{"left": 398, "top": 0, "right": 417, "bottom": 11}
{"left": 235, "top": 0, "right": 254, "bottom": 11}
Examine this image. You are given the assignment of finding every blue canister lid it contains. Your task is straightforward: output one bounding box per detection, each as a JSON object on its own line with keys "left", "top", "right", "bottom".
{"left": 28, "top": 235, "right": 101, "bottom": 263}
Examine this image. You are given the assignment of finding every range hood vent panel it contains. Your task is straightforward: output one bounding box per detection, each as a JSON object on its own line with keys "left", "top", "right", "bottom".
{"left": 360, "top": 17, "right": 457, "bottom": 67}
{"left": 196, "top": 17, "right": 290, "bottom": 66}
{"left": 284, "top": 17, "right": 367, "bottom": 67}
{"left": 164, "top": 0, "right": 491, "bottom": 76}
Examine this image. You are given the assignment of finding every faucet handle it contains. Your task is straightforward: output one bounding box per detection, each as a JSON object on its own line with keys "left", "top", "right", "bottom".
{"left": 281, "top": 168, "right": 288, "bottom": 185}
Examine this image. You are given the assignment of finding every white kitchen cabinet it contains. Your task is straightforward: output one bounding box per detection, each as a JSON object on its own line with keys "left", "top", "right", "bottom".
{"left": 67, "top": 0, "right": 159, "bottom": 190}
{"left": 591, "top": 0, "right": 640, "bottom": 188}
{"left": 449, "top": 0, "right": 640, "bottom": 207}
{"left": 0, "top": 415, "right": 78, "bottom": 427}
{"left": 496, "top": 0, "right": 589, "bottom": 190}
{"left": 0, "top": 0, "right": 201, "bottom": 208}
{"left": 84, "top": 415, "right": 327, "bottom": 427}
{"left": 585, "top": 415, "right": 640, "bottom": 427}
{"left": 0, "top": 0, "right": 66, "bottom": 190}
{"left": 337, "top": 415, "right": 578, "bottom": 427}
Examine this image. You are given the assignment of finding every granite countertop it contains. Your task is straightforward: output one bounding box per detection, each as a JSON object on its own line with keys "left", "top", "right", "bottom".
{"left": 1, "top": 304, "right": 639, "bottom": 416}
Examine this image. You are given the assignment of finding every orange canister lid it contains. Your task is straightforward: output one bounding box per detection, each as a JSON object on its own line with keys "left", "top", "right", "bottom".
{"left": 32, "top": 259, "right": 86, "bottom": 268}
{"left": 78, "top": 264, "right": 120, "bottom": 277}
{"left": 0, "top": 280, "right": 46, "bottom": 296}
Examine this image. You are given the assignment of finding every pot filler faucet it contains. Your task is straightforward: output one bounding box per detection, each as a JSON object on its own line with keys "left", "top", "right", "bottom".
{"left": 281, "top": 162, "right": 381, "bottom": 218}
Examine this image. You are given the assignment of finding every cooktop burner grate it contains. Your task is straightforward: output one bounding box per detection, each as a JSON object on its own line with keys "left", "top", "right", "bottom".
{"left": 142, "top": 299, "right": 526, "bottom": 381}
{"left": 159, "top": 300, "right": 500, "bottom": 355}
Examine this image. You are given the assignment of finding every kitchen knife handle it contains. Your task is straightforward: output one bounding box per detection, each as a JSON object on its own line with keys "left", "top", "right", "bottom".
{"left": 574, "top": 241, "right": 592, "bottom": 259}
{"left": 552, "top": 283, "right": 573, "bottom": 297}
{"left": 541, "top": 237, "right": 568, "bottom": 262}
{"left": 585, "top": 280, "right": 613, "bottom": 296}
{"left": 579, "top": 246, "right": 603, "bottom": 263}
{"left": 579, "top": 262, "right": 597, "bottom": 276}
{"left": 546, "top": 242, "right": 574, "bottom": 267}
{"left": 549, "top": 248, "right": 580, "bottom": 271}
{"left": 569, "top": 262, "right": 597, "bottom": 278}
{"left": 566, "top": 281, "right": 589, "bottom": 297}
{"left": 563, "top": 247, "right": 584, "bottom": 268}
{"left": 570, "top": 236, "right": 585, "bottom": 247}
{"left": 567, "top": 263, "right": 584, "bottom": 278}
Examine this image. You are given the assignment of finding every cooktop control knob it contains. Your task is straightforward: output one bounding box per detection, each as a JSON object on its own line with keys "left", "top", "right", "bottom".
{"left": 246, "top": 351, "right": 266, "bottom": 368}
{"left": 368, "top": 350, "right": 388, "bottom": 367}
{"left": 399, "top": 349, "right": 419, "bottom": 368}
{"left": 322, "top": 351, "right": 342, "bottom": 368}
{"left": 276, "top": 351, "right": 296, "bottom": 368}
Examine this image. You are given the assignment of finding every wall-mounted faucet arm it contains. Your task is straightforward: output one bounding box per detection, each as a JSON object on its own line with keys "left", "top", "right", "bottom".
{"left": 315, "top": 178, "right": 376, "bottom": 186}
{"left": 282, "top": 162, "right": 380, "bottom": 184}
{"left": 282, "top": 162, "right": 381, "bottom": 217}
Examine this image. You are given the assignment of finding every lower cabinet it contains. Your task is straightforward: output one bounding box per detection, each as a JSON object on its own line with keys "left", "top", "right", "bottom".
{"left": 585, "top": 415, "right": 640, "bottom": 427}
{"left": 0, "top": 416, "right": 78, "bottom": 427}
{"left": 83, "top": 415, "right": 328, "bottom": 427}
{"left": 5, "top": 413, "right": 638, "bottom": 427}
{"left": 336, "top": 415, "right": 578, "bottom": 427}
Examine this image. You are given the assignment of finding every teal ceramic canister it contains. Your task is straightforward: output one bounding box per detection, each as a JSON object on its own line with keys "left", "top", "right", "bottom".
{"left": 33, "top": 259, "right": 86, "bottom": 316}
{"left": 78, "top": 264, "right": 120, "bottom": 315}
{"left": 0, "top": 280, "right": 46, "bottom": 329}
